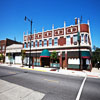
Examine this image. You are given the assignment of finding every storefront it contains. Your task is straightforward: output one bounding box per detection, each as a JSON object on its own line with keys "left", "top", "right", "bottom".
{"left": 40, "top": 49, "right": 50, "bottom": 67}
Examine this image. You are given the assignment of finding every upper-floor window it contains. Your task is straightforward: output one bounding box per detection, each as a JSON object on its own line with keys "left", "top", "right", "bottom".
{"left": 35, "top": 40, "right": 37, "bottom": 47}
{"left": 85, "top": 34, "right": 88, "bottom": 44}
{"left": 73, "top": 35, "right": 77, "bottom": 45}
{"left": 66, "top": 36, "right": 70, "bottom": 45}
{"left": 54, "top": 37, "right": 58, "bottom": 46}
{"left": 49, "top": 38, "right": 52, "bottom": 46}
{"left": 24, "top": 42, "right": 27, "bottom": 48}
{"left": 39, "top": 40, "right": 42, "bottom": 47}
{"left": 2, "top": 45, "right": 5, "bottom": 51}
{"left": 44, "top": 39, "right": 47, "bottom": 47}
{"left": 81, "top": 34, "right": 84, "bottom": 44}
{"left": 28, "top": 42, "right": 30, "bottom": 48}
{"left": 0, "top": 46, "right": 1, "bottom": 50}
{"left": 31, "top": 41, "right": 33, "bottom": 47}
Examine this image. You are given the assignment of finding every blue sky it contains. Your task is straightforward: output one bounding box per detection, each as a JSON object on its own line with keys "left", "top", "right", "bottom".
{"left": 0, "top": 0, "right": 100, "bottom": 48}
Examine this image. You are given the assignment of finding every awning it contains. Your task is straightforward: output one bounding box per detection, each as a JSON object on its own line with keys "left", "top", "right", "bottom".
{"left": 40, "top": 49, "right": 50, "bottom": 57}
{"left": 81, "top": 51, "right": 91, "bottom": 59}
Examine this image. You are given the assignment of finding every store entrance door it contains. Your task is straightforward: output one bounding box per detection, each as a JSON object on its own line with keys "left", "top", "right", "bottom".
{"left": 83, "top": 58, "right": 88, "bottom": 70}
{"left": 41, "top": 57, "right": 50, "bottom": 67}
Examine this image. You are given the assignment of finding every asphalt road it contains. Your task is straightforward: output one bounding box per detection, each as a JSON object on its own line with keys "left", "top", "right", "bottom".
{"left": 0, "top": 65, "right": 100, "bottom": 100}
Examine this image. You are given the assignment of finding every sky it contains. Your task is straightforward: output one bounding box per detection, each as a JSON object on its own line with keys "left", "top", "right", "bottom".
{"left": 0, "top": 0, "right": 100, "bottom": 48}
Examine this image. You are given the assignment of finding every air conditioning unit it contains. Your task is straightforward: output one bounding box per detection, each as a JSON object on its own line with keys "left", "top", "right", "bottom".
{"left": 74, "top": 42, "right": 77, "bottom": 45}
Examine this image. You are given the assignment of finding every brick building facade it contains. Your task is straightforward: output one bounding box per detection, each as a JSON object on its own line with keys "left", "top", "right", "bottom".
{"left": 23, "top": 18, "right": 92, "bottom": 70}
{"left": 0, "top": 38, "right": 22, "bottom": 62}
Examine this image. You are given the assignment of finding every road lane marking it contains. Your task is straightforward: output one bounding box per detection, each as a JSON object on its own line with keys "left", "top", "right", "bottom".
{"left": 21, "top": 67, "right": 46, "bottom": 72}
{"left": 76, "top": 75, "right": 87, "bottom": 100}
{"left": 44, "top": 79, "right": 59, "bottom": 83}
{"left": 8, "top": 72, "right": 16, "bottom": 74}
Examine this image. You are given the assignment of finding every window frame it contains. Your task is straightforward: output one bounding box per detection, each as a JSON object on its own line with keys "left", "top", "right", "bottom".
{"left": 39, "top": 40, "right": 42, "bottom": 47}
{"left": 54, "top": 37, "right": 58, "bottom": 46}
{"left": 35, "top": 40, "right": 38, "bottom": 47}
{"left": 44, "top": 39, "right": 47, "bottom": 47}
{"left": 81, "top": 34, "right": 84, "bottom": 44}
{"left": 73, "top": 35, "right": 78, "bottom": 43}
{"left": 66, "top": 36, "right": 71, "bottom": 45}
{"left": 49, "top": 38, "right": 52, "bottom": 46}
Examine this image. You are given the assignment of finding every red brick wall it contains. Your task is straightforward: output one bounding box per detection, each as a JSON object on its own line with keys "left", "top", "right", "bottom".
{"left": 37, "top": 41, "right": 39, "bottom": 47}
{"left": 52, "top": 39, "right": 54, "bottom": 46}
{"left": 47, "top": 40, "right": 49, "bottom": 46}
{"left": 58, "top": 37, "right": 66, "bottom": 46}
{"left": 71, "top": 37, "right": 73, "bottom": 44}
{"left": 59, "top": 29, "right": 64, "bottom": 35}
{"left": 33, "top": 42, "right": 35, "bottom": 47}
{"left": 42, "top": 41, "right": 44, "bottom": 46}
{"left": 65, "top": 53, "right": 68, "bottom": 68}
{"left": 80, "top": 24, "right": 89, "bottom": 33}
{"left": 47, "top": 31, "right": 52, "bottom": 37}
{"left": 43, "top": 32, "right": 48, "bottom": 38}
{"left": 54, "top": 30, "right": 59, "bottom": 36}
{"left": 60, "top": 53, "right": 62, "bottom": 68}
{"left": 38, "top": 33, "right": 42, "bottom": 39}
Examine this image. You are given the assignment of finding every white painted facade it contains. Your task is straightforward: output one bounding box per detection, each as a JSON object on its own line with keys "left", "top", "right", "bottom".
{"left": 5, "top": 44, "right": 23, "bottom": 64}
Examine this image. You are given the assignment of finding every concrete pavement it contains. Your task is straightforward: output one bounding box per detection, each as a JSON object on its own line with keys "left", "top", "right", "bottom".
{"left": 0, "top": 65, "right": 100, "bottom": 100}
{"left": 0, "top": 79, "right": 45, "bottom": 100}
{"left": 0, "top": 63, "right": 100, "bottom": 78}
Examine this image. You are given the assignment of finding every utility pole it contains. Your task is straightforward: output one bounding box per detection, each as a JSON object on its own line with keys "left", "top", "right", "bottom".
{"left": 24, "top": 16, "right": 33, "bottom": 68}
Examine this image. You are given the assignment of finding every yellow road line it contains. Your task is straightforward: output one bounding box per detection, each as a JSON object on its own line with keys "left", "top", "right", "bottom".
{"left": 44, "top": 79, "right": 59, "bottom": 83}
{"left": 8, "top": 72, "right": 16, "bottom": 74}
{"left": 21, "top": 67, "right": 47, "bottom": 72}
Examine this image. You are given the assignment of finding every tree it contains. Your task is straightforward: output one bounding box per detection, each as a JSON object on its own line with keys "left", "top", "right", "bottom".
{"left": 92, "top": 46, "right": 100, "bottom": 67}
{"left": 50, "top": 51, "right": 58, "bottom": 67}
{"left": 50, "top": 51, "right": 58, "bottom": 61}
{"left": 21, "top": 50, "right": 26, "bottom": 66}
{"left": 0, "top": 54, "right": 4, "bottom": 63}
{"left": 8, "top": 53, "right": 11, "bottom": 65}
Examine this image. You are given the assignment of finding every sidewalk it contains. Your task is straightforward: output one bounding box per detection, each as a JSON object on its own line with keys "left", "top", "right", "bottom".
{"left": 0, "top": 63, "right": 100, "bottom": 78}
{"left": 0, "top": 79, "right": 45, "bottom": 100}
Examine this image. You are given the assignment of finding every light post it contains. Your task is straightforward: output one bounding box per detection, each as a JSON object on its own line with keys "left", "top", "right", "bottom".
{"left": 24, "top": 16, "right": 33, "bottom": 68}
{"left": 78, "top": 31, "right": 81, "bottom": 70}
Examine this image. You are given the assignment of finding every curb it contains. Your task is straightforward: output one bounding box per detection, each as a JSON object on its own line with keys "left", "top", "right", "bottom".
{"left": 0, "top": 64, "right": 100, "bottom": 78}
{"left": 21, "top": 67, "right": 47, "bottom": 72}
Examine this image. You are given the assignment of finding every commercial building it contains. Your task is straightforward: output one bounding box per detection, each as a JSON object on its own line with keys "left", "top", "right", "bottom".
{"left": 23, "top": 18, "right": 92, "bottom": 70}
{"left": 0, "top": 38, "right": 22, "bottom": 63}
{"left": 5, "top": 44, "right": 23, "bottom": 64}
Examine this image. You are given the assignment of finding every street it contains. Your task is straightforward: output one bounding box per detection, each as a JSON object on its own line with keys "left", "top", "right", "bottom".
{"left": 0, "top": 65, "right": 100, "bottom": 100}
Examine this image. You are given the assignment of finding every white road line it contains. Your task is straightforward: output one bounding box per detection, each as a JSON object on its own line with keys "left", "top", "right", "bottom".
{"left": 76, "top": 75, "right": 87, "bottom": 100}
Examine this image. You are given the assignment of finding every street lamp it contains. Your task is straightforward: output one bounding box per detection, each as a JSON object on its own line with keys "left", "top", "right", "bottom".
{"left": 24, "top": 16, "right": 33, "bottom": 68}
{"left": 78, "top": 31, "right": 81, "bottom": 70}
